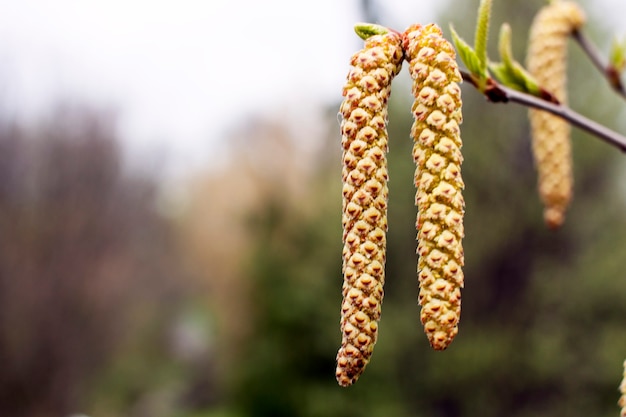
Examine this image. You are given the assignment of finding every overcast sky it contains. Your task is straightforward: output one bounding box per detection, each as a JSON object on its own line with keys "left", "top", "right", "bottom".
{"left": 0, "top": 0, "right": 440, "bottom": 175}
{"left": 0, "top": 0, "right": 623, "bottom": 177}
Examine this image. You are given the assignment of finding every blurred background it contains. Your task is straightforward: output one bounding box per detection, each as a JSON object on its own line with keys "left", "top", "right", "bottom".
{"left": 0, "top": 0, "right": 625, "bottom": 416}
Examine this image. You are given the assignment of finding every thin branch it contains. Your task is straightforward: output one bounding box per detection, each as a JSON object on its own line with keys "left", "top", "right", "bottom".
{"left": 504, "top": 86, "right": 626, "bottom": 152}
{"left": 572, "top": 29, "right": 626, "bottom": 100}
{"left": 461, "top": 70, "right": 626, "bottom": 153}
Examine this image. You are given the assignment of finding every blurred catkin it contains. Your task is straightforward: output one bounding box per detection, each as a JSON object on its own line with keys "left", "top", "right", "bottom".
{"left": 617, "top": 361, "right": 626, "bottom": 417}
{"left": 336, "top": 26, "right": 403, "bottom": 386}
{"left": 404, "top": 23, "right": 464, "bottom": 351}
{"left": 527, "top": 0, "right": 586, "bottom": 228}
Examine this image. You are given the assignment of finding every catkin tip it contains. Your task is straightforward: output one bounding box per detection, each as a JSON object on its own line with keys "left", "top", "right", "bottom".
{"left": 544, "top": 207, "right": 565, "bottom": 229}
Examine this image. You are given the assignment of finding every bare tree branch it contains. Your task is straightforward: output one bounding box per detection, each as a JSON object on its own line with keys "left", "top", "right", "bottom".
{"left": 461, "top": 70, "right": 626, "bottom": 153}
{"left": 572, "top": 29, "right": 626, "bottom": 100}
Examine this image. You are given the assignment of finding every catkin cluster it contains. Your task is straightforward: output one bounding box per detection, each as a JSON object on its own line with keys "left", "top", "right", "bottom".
{"left": 617, "top": 361, "right": 626, "bottom": 417}
{"left": 527, "top": 0, "right": 586, "bottom": 228}
{"left": 404, "top": 23, "right": 465, "bottom": 351}
{"left": 336, "top": 28, "right": 403, "bottom": 387}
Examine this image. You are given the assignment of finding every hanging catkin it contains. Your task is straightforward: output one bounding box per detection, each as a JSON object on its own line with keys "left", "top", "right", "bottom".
{"left": 404, "top": 23, "right": 465, "bottom": 351}
{"left": 336, "top": 25, "right": 403, "bottom": 387}
{"left": 527, "top": 0, "right": 585, "bottom": 228}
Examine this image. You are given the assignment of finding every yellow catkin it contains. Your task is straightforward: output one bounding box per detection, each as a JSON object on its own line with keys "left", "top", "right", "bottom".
{"left": 527, "top": 0, "right": 585, "bottom": 228}
{"left": 336, "top": 28, "right": 403, "bottom": 386}
{"left": 403, "top": 23, "right": 464, "bottom": 351}
{"left": 617, "top": 361, "right": 626, "bottom": 417}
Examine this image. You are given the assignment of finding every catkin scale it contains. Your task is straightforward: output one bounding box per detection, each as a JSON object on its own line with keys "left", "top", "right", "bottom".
{"left": 527, "top": 0, "right": 585, "bottom": 228}
{"left": 404, "top": 23, "right": 464, "bottom": 351}
{"left": 336, "top": 28, "right": 403, "bottom": 387}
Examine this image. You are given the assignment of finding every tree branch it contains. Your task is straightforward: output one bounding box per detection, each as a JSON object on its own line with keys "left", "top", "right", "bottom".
{"left": 461, "top": 70, "right": 626, "bottom": 153}
{"left": 571, "top": 29, "right": 626, "bottom": 100}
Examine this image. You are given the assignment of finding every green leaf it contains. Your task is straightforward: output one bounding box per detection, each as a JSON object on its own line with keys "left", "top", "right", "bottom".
{"left": 497, "top": 23, "right": 514, "bottom": 69}
{"left": 451, "top": 26, "right": 481, "bottom": 74}
{"left": 354, "top": 23, "right": 388, "bottom": 40}
{"left": 489, "top": 23, "right": 541, "bottom": 96}
{"left": 609, "top": 35, "right": 626, "bottom": 73}
{"left": 489, "top": 62, "right": 517, "bottom": 87}
{"left": 474, "top": 0, "right": 492, "bottom": 73}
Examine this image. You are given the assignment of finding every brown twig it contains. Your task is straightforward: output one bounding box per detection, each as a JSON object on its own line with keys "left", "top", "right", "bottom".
{"left": 571, "top": 29, "right": 626, "bottom": 100}
{"left": 461, "top": 70, "right": 626, "bottom": 153}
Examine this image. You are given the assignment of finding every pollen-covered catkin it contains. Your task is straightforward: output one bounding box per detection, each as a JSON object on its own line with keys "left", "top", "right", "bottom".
{"left": 403, "top": 23, "right": 464, "bottom": 351}
{"left": 617, "top": 361, "right": 626, "bottom": 417}
{"left": 527, "top": 0, "right": 585, "bottom": 228}
{"left": 336, "top": 26, "right": 403, "bottom": 387}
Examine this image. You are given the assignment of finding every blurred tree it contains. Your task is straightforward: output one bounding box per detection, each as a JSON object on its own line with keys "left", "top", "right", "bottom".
{"left": 0, "top": 106, "right": 188, "bottom": 417}
{"left": 175, "top": 1, "right": 626, "bottom": 416}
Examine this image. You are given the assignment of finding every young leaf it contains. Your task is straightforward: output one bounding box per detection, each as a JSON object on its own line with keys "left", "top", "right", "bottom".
{"left": 354, "top": 23, "right": 389, "bottom": 40}
{"left": 610, "top": 35, "right": 626, "bottom": 73}
{"left": 489, "top": 62, "right": 516, "bottom": 88}
{"left": 474, "top": 0, "right": 492, "bottom": 73}
{"left": 450, "top": 25, "right": 485, "bottom": 88}
{"left": 489, "top": 23, "right": 541, "bottom": 96}
{"left": 498, "top": 23, "right": 515, "bottom": 69}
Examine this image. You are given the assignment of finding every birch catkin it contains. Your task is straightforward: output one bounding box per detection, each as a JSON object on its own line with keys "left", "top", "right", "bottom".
{"left": 527, "top": 0, "right": 586, "bottom": 228}
{"left": 336, "top": 26, "right": 403, "bottom": 386}
{"left": 617, "top": 361, "right": 626, "bottom": 417}
{"left": 403, "top": 23, "right": 464, "bottom": 351}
